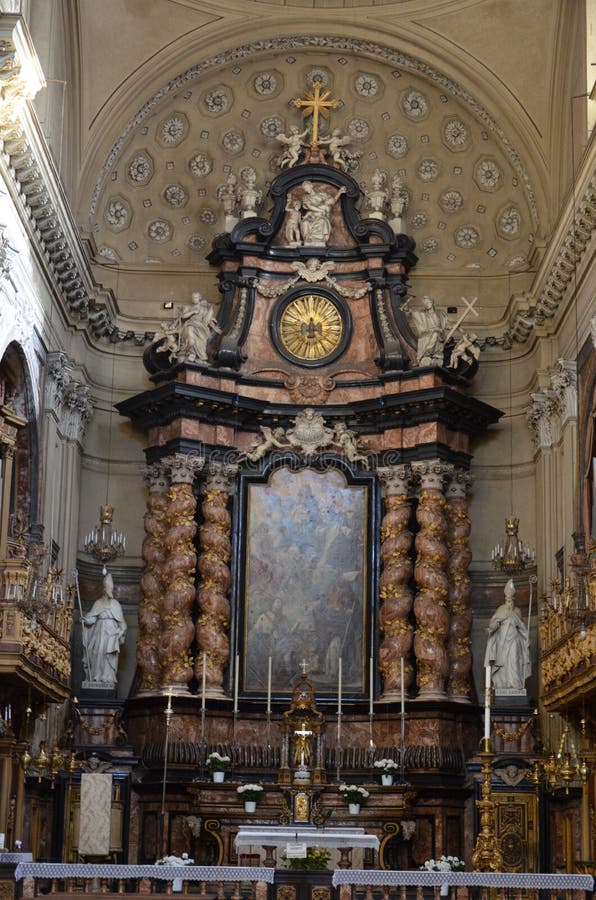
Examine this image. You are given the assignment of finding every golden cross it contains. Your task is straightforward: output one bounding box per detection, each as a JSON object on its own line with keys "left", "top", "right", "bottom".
{"left": 293, "top": 81, "right": 339, "bottom": 149}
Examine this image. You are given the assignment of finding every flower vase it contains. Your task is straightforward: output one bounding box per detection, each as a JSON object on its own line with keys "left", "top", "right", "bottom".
{"left": 244, "top": 800, "right": 257, "bottom": 813}
{"left": 213, "top": 771, "right": 225, "bottom": 783}
{"left": 348, "top": 803, "right": 360, "bottom": 815}
{"left": 381, "top": 774, "right": 393, "bottom": 786}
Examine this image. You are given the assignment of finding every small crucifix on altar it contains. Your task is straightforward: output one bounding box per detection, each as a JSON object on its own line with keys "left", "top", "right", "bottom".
{"left": 294, "top": 720, "right": 313, "bottom": 769}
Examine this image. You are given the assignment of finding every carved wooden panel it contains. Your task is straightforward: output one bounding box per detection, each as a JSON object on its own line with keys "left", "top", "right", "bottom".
{"left": 495, "top": 792, "right": 538, "bottom": 872}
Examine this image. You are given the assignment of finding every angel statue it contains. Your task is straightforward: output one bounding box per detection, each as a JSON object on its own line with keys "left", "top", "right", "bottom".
{"left": 319, "top": 128, "right": 361, "bottom": 172}
{"left": 275, "top": 126, "right": 309, "bottom": 169}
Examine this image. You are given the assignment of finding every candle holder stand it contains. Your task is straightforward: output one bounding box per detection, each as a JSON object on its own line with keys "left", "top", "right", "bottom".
{"left": 472, "top": 737, "right": 503, "bottom": 871}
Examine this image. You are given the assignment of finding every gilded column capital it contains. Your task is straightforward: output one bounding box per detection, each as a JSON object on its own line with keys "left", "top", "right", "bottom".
{"left": 377, "top": 464, "right": 411, "bottom": 496}
{"left": 166, "top": 452, "right": 205, "bottom": 484}
{"left": 142, "top": 463, "right": 169, "bottom": 493}
{"left": 412, "top": 459, "right": 453, "bottom": 491}
{"left": 202, "top": 460, "right": 239, "bottom": 493}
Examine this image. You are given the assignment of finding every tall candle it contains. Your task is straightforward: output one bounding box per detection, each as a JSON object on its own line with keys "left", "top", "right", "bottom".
{"left": 266, "top": 656, "right": 272, "bottom": 714}
{"left": 484, "top": 663, "right": 491, "bottom": 740}
{"left": 338, "top": 658, "right": 342, "bottom": 715}
{"left": 369, "top": 657, "right": 374, "bottom": 715}
{"left": 400, "top": 657, "right": 405, "bottom": 716}
{"left": 233, "top": 654, "right": 239, "bottom": 713}
{"left": 201, "top": 652, "right": 206, "bottom": 712}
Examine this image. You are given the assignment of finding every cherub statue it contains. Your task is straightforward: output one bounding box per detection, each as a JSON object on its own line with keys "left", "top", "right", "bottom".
{"left": 275, "top": 126, "right": 309, "bottom": 169}
{"left": 331, "top": 422, "right": 370, "bottom": 468}
{"left": 237, "top": 426, "right": 288, "bottom": 463}
{"left": 290, "top": 258, "right": 335, "bottom": 282}
{"left": 319, "top": 128, "right": 361, "bottom": 172}
{"left": 448, "top": 331, "right": 480, "bottom": 369}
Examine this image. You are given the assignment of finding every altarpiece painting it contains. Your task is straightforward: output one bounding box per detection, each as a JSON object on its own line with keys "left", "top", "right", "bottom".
{"left": 242, "top": 466, "right": 369, "bottom": 696}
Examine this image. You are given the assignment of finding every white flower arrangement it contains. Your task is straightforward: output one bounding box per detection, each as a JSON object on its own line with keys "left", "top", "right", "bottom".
{"left": 155, "top": 853, "right": 194, "bottom": 866}
{"left": 420, "top": 856, "right": 464, "bottom": 872}
{"left": 237, "top": 783, "right": 264, "bottom": 802}
{"left": 373, "top": 758, "right": 399, "bottom": 772}
{"left": 206, "top": 751, "right": 230, "bottom": 772}
{"left": 339, "top": 783, "right": 370, "bottom": 804}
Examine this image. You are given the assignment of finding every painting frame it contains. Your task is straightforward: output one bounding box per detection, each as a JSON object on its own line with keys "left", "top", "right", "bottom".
{"left": 236, "top": 461, "right": 375, "bottom": 700}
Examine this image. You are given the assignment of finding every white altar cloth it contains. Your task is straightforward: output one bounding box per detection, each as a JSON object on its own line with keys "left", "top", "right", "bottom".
{"left": 235, "top": 827, "right": 379, "bottom": 852}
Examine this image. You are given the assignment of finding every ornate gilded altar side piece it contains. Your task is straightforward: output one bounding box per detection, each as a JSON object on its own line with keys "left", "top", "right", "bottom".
{"left": 377, "top": 466, "right": 414, "bottom": 698}
{"left": 445, "top": 471, "right": 473, "bottom": 700}
{"left": 137, "top": 464, "right": 168, "bottom": 693}
{"left": 412, "top": 461, "right": 452, "bottom": 698}
{"left": 472, "top": 742, "right": 504, "bottom": 871}
{"left": 161, "top": 454, "right": 204, "bottom": 691}
{"left": 196, "top": 462, "right": 237, "bottom": 696}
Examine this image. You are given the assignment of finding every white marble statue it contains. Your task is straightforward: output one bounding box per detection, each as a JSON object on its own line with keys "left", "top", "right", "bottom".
{"left": 319, "top": 128, "right": 361, "bottom": 172}
{"left": 275, "top": 126, "right": 309, "bottom": 168}
{"left": 365, "top": 169, "right": 388, "bottom": 220}
{"left": 82, "top": 573, "right": 127, "bottom": 686}
{"left": 238, "top": 166, "right": 262, "bottom": 218}
{"left": 389, "top": 175, "right": 409, "bottom": 232}
{"left": 484, "top": 579, "right": 531, "bottom": 692}
{"left": 404, "top": 295, "right": 448, "bottom": 366}
{"left": 216, "top": 172, "right": 239, "bottom": 231}
{"left": 300, "top": 181, "right": 346, "bottom": 246}
{"left": 154, "top": 292, "right": 221, "bottom": 364}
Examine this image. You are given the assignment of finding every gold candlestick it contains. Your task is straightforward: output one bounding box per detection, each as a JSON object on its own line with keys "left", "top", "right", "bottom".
{"left": 472, "top": 738, "right": 503, "bottom": 872}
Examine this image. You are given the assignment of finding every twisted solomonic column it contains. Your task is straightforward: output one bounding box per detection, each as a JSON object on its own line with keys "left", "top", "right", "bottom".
{"left": 445, "top": 470, "right": 473, "bottom": 701}
{"left": 196, "top": 461, "right": 238, "bottom": 697}
{"left": 160, "top": 453, "right": 204, "bottom": 693}
{"left": 412, "top": 461, "right": 453, "bottom": 699}
{"left": 377, "top": 465, "right": 415, "bottom": 699}
{"left": 136, "top": 463, "right": 169, "bottom": 695}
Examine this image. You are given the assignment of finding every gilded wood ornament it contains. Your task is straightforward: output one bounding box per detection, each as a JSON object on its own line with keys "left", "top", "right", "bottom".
{"left": 378, "top": 466, "right": 414, "bottom": 697}
{"left": 196, "top": 464, "right": 235, "bottom": 694}
{"left": 412, "top": 463, "right": 451, "bottom": 697}
{"left": 445, "top": 473, "right": 473, "bottom": 699}
{"left": 138, "top": 465, "right": 168, "bottom": 692}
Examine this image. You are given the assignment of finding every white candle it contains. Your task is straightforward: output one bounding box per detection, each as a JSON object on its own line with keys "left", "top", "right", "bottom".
{"left": 233, "top": 654, "right": 239, "bottom": 713}
{"left": 400, "top": 657, "right": 405, "bottom": 716}
{"left": 266, "top": 656, "right": 272, "bottom": 714}
{"left": 369, "top": 657, "right": 374, "bottom": 715}
{"left": 484, "top": 663, "right": 491, "bottom": 740}
{"left": 338, "top": 658, "right": 342, "bottom": 715}
{"left": 201, "top": 652, "right": 206, "bottom": 711}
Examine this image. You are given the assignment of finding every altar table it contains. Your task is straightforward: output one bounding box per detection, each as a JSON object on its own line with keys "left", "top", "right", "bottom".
{"left": 235, "top": 826, "right": 379, "bottom": 852}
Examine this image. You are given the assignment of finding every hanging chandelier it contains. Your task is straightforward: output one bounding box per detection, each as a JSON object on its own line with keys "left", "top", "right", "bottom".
{"left": 492, "top": 516, "right": 535, "bottom": 574}
{"left": 84, "top": 505, "right": 126, "bottom": 575}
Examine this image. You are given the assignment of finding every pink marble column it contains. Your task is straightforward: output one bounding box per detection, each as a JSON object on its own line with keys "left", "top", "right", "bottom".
{"left": 160, "top": 453, "right": 204, "bottom": 693}
{"left": 136, "top": 463, "right": 168, "bottom": 695}
{"left": 412, "top": 461, "right": 452, "bottom": 699}
{"left": 445, "top": 470, "right": 473, "bottom": 701}
{"left": 196, "top": 461, "right": 238, "bottom": 698}
{"left": 377, "top": 465, "right": 415, "bottom": 699}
